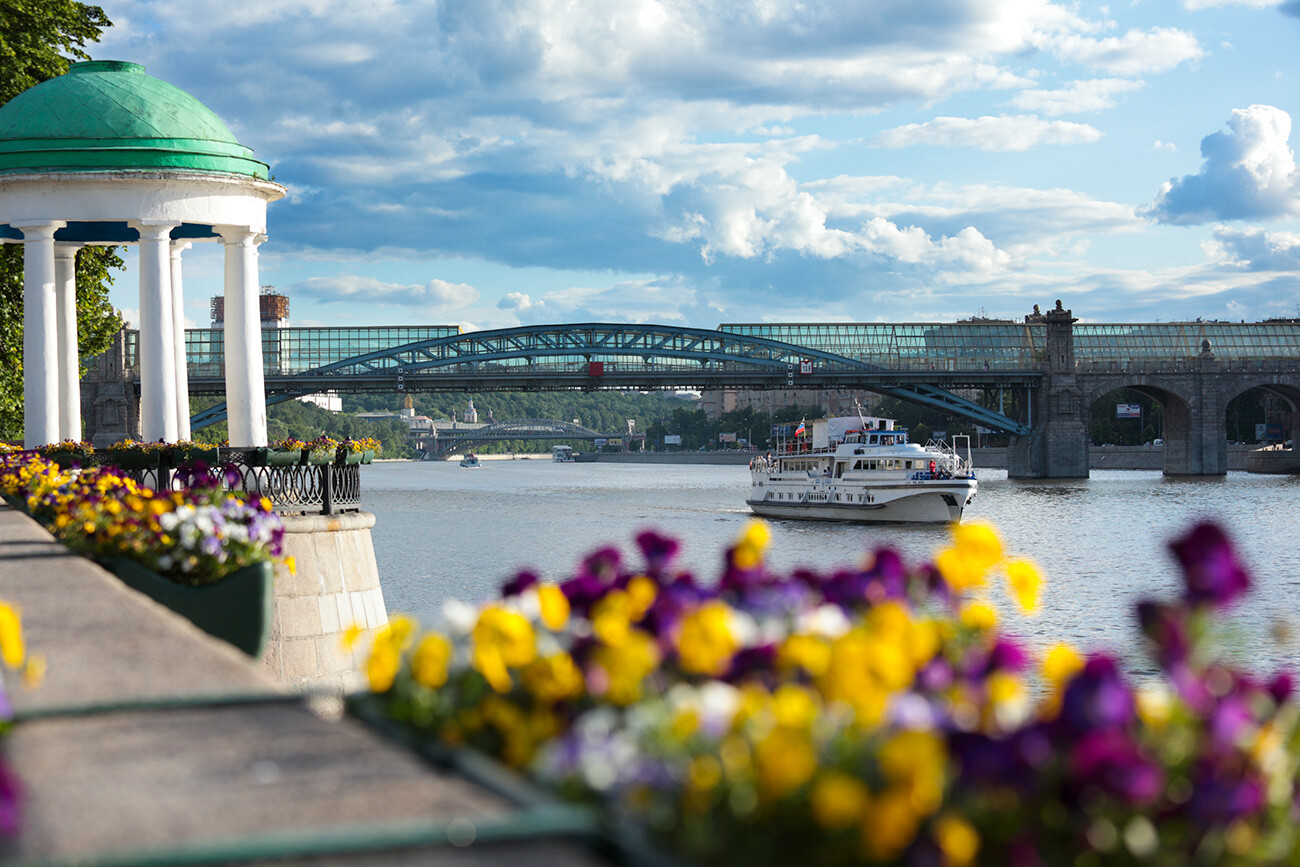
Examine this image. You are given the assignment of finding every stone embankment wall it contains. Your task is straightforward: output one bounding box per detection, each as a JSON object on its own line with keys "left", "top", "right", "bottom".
{"left": 264, "top": 510, "right": 387, "bottom": 693}
{"left": 598, "top": 444, "right": 1279, "bottom": 471}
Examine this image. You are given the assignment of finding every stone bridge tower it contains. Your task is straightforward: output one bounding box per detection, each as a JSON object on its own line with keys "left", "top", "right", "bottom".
{"left": 1008, "top": 301, "right": 1089, "bottom": 478}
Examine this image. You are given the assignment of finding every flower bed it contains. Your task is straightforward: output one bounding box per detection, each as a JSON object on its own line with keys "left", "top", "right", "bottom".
{"left": 0, "top": 453, "right": 287, "bottom": 587}
{"left": 353, "top": 521, "right": 1299, "bottom": 866}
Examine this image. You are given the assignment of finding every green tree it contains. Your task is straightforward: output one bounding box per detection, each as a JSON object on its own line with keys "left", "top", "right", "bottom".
{"left": 0, "top": 0, "right": 122, "bottom": 438}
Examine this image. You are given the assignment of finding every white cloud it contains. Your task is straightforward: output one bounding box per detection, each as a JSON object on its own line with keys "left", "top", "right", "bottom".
{"left": 1044, "top": 26, "right": 1204, "bottom": 75}
{"left": 1144, "top": 105, "right": 1300, "bottom": 224}
{"left": 1010, "top": 79, "right": 1143, "bottom": 116}
{"left": 1182, "top": 0, "right": 1280, "bottom": 9}
{"left": 868, "top": 115, "right": 1103, "bottom": 151}
{"left": 1201, "top": 225, "right": 1300, "bottom": 270}
{"left": 289, "top": 275, "right": 479, "bottom": 307}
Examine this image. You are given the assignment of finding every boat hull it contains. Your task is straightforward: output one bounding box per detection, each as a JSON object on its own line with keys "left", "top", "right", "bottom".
{"left": 746, "top": 482, "right": 975, "bottom": 524}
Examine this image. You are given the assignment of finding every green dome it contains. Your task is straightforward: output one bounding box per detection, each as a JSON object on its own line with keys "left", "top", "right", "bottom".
{"left": 0, "top": 61, "right": 270, "bottom": 179}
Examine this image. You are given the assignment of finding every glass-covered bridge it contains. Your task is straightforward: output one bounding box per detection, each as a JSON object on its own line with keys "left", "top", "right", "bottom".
{"left": 123, "top": 319, "right": 1300, "bottom": 381}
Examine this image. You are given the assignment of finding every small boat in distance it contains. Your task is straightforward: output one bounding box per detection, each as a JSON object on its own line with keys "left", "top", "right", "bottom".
{"left": 459, "top": 452, "right": 481, "bottom": 468}
{"left": 747, "top": 414, "right": 976, "bottom": 524}
{"left": 552, "top": 445, "right": 598, "bottom": 462}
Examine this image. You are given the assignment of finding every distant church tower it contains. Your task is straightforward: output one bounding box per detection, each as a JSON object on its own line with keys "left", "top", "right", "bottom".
{"left": 465, "top": 398, "right": 478, "bottom": 423}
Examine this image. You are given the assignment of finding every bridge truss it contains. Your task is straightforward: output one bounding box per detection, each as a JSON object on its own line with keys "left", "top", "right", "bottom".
{"left": 189, "top": 323, "right": 1036, "bottom": 434}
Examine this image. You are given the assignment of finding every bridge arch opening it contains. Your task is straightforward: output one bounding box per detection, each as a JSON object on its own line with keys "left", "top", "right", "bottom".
{"left": 1085, "top": 382, "right": 1212, "bottom": 474}
{"left": 1223, "top": 384, "right": 1298, "bottom": 447}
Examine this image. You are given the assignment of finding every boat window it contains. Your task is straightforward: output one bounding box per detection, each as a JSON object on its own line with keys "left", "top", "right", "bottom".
{"left": 905, "top": 461, "right": 912, "bottom": 469}
{"left": 868, "top": 435, "right": 877, "bottom": 444}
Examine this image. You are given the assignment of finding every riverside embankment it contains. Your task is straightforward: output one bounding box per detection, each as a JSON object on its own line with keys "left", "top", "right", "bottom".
{"left": 593, "top": 443, "right": 1276, "bottom": 471}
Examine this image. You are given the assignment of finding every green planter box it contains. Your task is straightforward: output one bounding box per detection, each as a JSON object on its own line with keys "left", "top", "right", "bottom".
{"left": 305, "top": 449, "right": 333, "bottom": 466}
{"left": 173, "top": 446, "right": 221, "bottom": 465}
{"left": 104, "top": 450, "right": 164, "bottom": 470}
{"left": 262, "top": 448, "right": 306, "bottom": 467}
{"left": 103, "top": 558, "right": 274, "bottom": 657}
{"left": 45, "top": 451, "right": 91, "bottom": 468}
{"left": 361, "top": 449, "right": 376, "bottom": 464}
{"left": 337, "top": 450, "right": 364, "bottom": 465}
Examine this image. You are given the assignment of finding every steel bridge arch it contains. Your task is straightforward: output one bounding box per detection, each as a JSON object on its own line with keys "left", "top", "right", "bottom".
{"left": 191, "top": 323, "right": 1031, "bottom": 434}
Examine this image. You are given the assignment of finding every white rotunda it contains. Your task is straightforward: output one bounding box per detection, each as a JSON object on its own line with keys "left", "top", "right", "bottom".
{"left": 0, "top": 60, "right": 285, "bottom": 447}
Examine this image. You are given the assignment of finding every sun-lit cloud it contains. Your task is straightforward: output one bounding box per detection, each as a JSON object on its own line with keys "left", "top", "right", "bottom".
{"left": 1201, "top": 225, "right": 1300, "bottom": 270}
{"left": 1144, "top": 105, "right": 1300, "bottom": 224}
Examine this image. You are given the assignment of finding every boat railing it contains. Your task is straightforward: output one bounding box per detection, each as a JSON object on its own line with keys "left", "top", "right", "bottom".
{"left": 924, "top": 436, "right": 975, "bottom": 478}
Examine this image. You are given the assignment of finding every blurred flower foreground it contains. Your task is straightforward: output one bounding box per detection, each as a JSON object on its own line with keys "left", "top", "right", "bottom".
{"left": 358, "top": 520, "right": 1299, "bottom": 866}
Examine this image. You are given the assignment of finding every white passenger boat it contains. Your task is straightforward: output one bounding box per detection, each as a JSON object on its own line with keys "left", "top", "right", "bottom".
{"left": 747, "top": 415, "right": 977, "bottom": 524}
{"left": 552, "top": 445, "right": 574, "bottom": 462}
{"left": 459, "top": 452, "right": 481, "bottom": 468}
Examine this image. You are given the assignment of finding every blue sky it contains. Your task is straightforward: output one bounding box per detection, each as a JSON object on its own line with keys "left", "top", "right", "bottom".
{"left": 92, "top": 0, "right": 1300, "bottom": 331}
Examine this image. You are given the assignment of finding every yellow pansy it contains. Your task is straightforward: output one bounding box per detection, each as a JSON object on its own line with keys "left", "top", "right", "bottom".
{"left": 537, "top": 584, "right": 570, "bottom": 631}
{"left": 779, "top": 633, "right": 831, "bottom": 677}
{"left": 959, "top": 600, "right": 998, "bottom": 631}
{"left": 732, "top": 519, "right": 771, "bottom": 570}
{"left": 0, "top": 602, "right": 25, "bottom": 668}
{"left": 677, "top": 600, "right": 740, "bottom": 676}
{"left": 754, "top": 727, "right": 817, "bottom": 801}
{"left": 1004, "top": 559, "right": 1042, "bottom": 615}
{"left": 934, "top": 813, "right": 981, "bottom": 867}
{"left": 810, "top": 771, "right": 869, "bottom": 829}
{"left": 411, "top": 632, "right": 453, "bottom": 689}
{"left": 523, "top": 652, "right": 585, "bottom": 704}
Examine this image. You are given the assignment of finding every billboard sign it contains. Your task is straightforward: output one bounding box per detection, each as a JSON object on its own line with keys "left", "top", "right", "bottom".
{"left": 1116, "top": 403, "right": 1142, "bottom": 419}
{"left": 664, "top": 435, "right": 682, "bottom": 445}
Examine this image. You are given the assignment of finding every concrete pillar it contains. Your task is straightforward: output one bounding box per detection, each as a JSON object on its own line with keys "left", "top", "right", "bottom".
{"left": 17, "top": 221, "right": 65, "bottom": 448}
{"left": 133, "top": 222, "right": 181, "bottom": 443}
{"left": 54, "top": 243, "right": 82, "bottom": 443}
{"left": 218, "top": 227, "right": 267, "bottom": 447}
{"left": 170, "top": 242, "right": 192, "bottom": 441}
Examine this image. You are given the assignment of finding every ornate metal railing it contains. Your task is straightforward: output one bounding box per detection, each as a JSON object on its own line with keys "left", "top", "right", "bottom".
{"left": 33, "top": 447, "right": 364, "bottom": 516}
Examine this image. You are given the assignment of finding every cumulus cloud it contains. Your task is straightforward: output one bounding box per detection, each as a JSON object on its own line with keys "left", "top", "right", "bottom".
{"left": 289, "top": 275, "right": 480, "bottom": 307}
{"left": 1144, "top": 105, "right": 1300, "bottom": 224}
{"left": 868, "top": 115, "right": 1103, "bottom": 151}
{"left": 1201, "top": 225, "right": 1300, "bottom": 270}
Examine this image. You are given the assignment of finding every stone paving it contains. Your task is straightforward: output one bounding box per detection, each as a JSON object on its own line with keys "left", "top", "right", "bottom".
{"left": 0, "top": 502, "right": 612, "bottom": 866}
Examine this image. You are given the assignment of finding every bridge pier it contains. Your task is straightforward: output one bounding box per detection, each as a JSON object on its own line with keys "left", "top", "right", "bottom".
{"left": 1161, "top": 348, "right": 1228, "bottom": 476}
{"left": 1008, "top": 302, "right": 1090, "bottom": 479}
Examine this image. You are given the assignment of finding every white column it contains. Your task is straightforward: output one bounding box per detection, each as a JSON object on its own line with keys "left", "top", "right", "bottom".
{"left": 218, "top": 227, "right": 267, "bottom": 447}
{"left": 18, "top": 222, "right": 65, "bottom": 448}
{"left": 53, "top": 243, "right": 83, "bottom": 443}
{"left": 170, "top": 241, "right": 193, "bottom": 441}
{"left": 133, "top": 221, "right": 180, "bottom": 443}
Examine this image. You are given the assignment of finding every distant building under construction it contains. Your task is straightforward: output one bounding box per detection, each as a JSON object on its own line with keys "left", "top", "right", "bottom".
{"left": 210, "top": 286, "right": 290, "bottom": 328}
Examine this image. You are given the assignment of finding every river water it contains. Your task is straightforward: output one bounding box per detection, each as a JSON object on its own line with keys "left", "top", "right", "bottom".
{"left": 360, "top": 459, "right": 1300, "bottom": 677}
